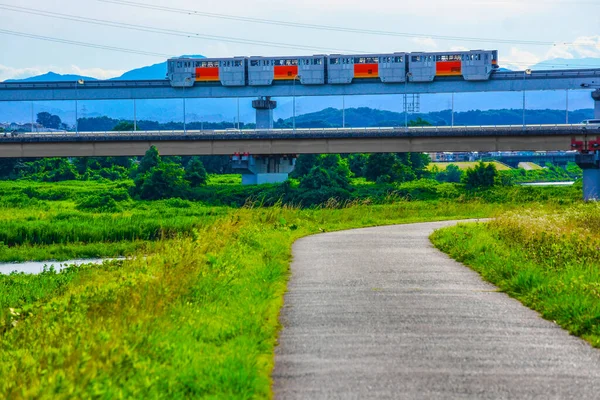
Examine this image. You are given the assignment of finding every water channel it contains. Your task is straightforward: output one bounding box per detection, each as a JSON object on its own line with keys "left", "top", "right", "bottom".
{"left": 0, "top": 258, "right": 120, "bottom": 275}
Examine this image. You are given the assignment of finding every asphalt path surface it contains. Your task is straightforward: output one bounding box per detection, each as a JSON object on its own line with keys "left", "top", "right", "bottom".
{"left": 273, "top": 220, "right": 600, "bottom": 399}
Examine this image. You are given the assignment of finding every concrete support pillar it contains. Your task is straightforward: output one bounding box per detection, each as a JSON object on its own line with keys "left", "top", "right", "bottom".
{"left": 593, "top": 90, "right": 600, "bottom": 119}
{"left": 576, "top": 152, "right": 600, "bottom": 201}
{"left": 583, "top": 168, "right": 600, "bottom": 201}
{"left": 231, "top": 153, "right": 296, "bottom": 185}
{"left": 252, "top": 97, "right": 277, "bottom": 130}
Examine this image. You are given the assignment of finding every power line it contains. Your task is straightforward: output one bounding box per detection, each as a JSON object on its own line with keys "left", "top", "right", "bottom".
{"left": 1, "top": 5, "right": 598, "bottom": 69}
{"left": 0, "top": 4, "right": 364, "bottom": 54}
{"left": 98, "top": 0, "right": 592, "bottom": 47}
{"left": 0, "top": 29, "right": 172, "bottom": 58}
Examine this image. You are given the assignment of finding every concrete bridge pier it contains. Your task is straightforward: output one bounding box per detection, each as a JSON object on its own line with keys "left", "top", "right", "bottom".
{"left": 576, "top": 152, "right": 600, "bottom": 201}
{"left": 231, "top": 153, "right": 296, "bottom": 185}
{"left": 593, "top": 89, "right": 600, "bottom": 119}
{"left": 252, "top": 97, "right": 277, "bottom": 130}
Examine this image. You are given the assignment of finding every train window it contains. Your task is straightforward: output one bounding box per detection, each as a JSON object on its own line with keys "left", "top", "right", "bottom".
{"left": 354, "top": 57, "right": 379, "bottom": 64}
{"left": 177, "top": 62, "right": 182, "bottom": 68}
{"left": 474, "top": 54, "right": 481, "bottom": 61}
{"left": 411, "top": 56, "right": 420, "bottom": 62}
{"left": 394, "top": 56, "right": 404, "bottom": 63}
{"left": 234, "top": 60, "right": 242, "bottom": 67}
{"left": 314, "top": 58, "right": 323, "bottom": 65}
{"left": 250, "top": 60, "right": 259, "bottom": 66}
{"left": 330, "top": 58, "right": 339, "bottom": 65}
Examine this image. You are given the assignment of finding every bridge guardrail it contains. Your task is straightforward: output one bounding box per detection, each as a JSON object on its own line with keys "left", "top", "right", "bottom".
{"left": 0, "top": 124, "right": 591, "bottom": 144}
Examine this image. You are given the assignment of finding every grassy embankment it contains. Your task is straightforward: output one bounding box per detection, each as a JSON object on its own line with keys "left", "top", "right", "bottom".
{"left": 431, "top": 204, "right": 600, "bottom": 348}
{"left": 0, "top": 179, "right": 583, "bottom": 398}
{"left": 428, "top": 161, "right": 511, "bottom": 171}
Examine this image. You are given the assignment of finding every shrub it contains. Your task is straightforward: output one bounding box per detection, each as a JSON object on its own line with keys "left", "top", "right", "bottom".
{"left": 76, "top": 194, "right": 122, "bottom": 213}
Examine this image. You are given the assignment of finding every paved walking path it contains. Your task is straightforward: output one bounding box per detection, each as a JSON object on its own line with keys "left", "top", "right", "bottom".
{"left": 273, "top": 221, "right": 600, "bottom": 399}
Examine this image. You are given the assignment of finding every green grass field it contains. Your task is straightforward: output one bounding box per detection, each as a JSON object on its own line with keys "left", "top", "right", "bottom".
{"left": 0, "top": 179, "right": 508, "bottom": 399}
{"left": 428, "top": 161, "right": 512, "bottom": 171}
{"left": 0, "top": 178, "right": 589, "bottom": 398}
{"left": 517, "top": 162, "right": 543, "bottom": 170}
{"left": 431, "top": 204, "right": 600, "bottom": 348}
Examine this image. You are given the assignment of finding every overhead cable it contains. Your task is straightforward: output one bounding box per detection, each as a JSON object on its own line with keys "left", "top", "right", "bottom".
{"left": 0, "top": 4, "right": 364, "bottom": 53}
{"left": 0, "top": 29, "right": 172, "bottom": 58}
{"left": 97, "top": 0, "right": 592, "bottom": 47}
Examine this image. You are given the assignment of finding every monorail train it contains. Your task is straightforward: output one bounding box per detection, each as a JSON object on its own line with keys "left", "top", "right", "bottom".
{"left": 167, "top": 50, "right": 498, "bottom": 87}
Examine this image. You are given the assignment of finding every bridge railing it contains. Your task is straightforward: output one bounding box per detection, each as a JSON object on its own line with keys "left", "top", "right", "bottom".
{"left": 0, "top": 124, "right": 591, "bottom": 142}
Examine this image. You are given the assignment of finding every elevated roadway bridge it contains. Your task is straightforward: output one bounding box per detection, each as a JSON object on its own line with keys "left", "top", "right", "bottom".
{"left": 0, "top": 125, "right": 592, "bottom": 158}
{"left": 2, "top": 124, "right": 600, "bottom": 200}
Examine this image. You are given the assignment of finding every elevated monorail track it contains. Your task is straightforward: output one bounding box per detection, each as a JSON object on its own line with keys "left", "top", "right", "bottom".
{"left": 0, "top": 69, "right": 599, "bottom": 101}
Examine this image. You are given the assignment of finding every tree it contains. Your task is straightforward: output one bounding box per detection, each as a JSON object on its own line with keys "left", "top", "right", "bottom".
{"left": 347, "top": 154, "right": 368, "bottom": 178}
{"left": 463, "top": 161, "right": 497, "bottom": 189}
{"left": 299, "top": 166, "right": 333, "bottom": 190}
{"left": 409, "top": 117, "right": 432, "bottom": 127}
{"left": 0, "top": 158, "right": 19, "bottom": 179}
{"left": 435, "top": 164, "right": 463, "bottom": 183}
{"left": 19, "top": 158, "right": 78, "bottom": 182}
{"left": 136, "top": 146, "right": 160, "bottom": 177}
{"left": 317, "top": 155, "right": 351, "bottom": 189}
{"left": 36, "top": 112, "right": 62, "bottom": 129}
{"left": 365, "top": 153, "right": 399, "bottom": 183}
{"left": 184, "top": 157, "right": 208, "bottom": 186}
{"left": 113, "top": 121, "right": 136, "bottom": 131}
{"left": 290, "top": 154, "right": 318, "bottom": 179}
{"left": 133, "top": 162, "right": 189, "bottom": 200}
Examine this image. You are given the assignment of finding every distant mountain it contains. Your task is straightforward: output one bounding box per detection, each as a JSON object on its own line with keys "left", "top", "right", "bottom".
{"left": 4, "top": 55, "right": 206, "bottom": 83}
{"left": 285, "top": 107, "right": 595, "bottom": 128}
{"left": 531, "top": 57, "right": 600, "bottom": 70}
{"left": 5, "top": 72, "right": 98, "bottom": 83}
{"left": 111, "top": 61, "right": 168, "bottom": 81}
{"left": 112, "top": 55, "right": 204, "bottom": 80}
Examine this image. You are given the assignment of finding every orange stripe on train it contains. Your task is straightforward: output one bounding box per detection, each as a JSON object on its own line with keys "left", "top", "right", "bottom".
{"left": 354, "top": 64, "right": 379, "bottom": 78}
{"left": 195, "top": 67, "right": 220, "bottom": 82}
{"left": 436, "top": 61, "right": 461, "bottom": 76}
{"left": 274, "top": 66, "right": 298, "bottom": 80}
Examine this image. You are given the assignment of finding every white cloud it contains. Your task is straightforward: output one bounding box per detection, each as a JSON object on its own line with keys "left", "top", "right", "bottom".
{"left": 546, "top": 35, "right": 600, "bottom": 60}
{"left": 0, "top": 65, "right": 47, "bottom": 81}
{"left": 67, "top": 66, "right": 126, "bottom": 80}
{"left": 502, "top": 47, "right": 542, "bottom": 70}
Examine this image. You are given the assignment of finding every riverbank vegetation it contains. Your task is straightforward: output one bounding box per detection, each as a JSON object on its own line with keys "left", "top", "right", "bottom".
{"left": 0, "top": 144, "right": 589, "bottom": 398}
{"left": 431, "top": 204, "right": 600, "bottom": 348}
{"left": 0, "top": 194, "right": 506, "bottom": 398}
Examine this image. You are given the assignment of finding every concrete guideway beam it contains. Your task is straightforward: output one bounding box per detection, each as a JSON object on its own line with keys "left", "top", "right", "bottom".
{"left": 1, "top": 69, "right": 600, "bottom": 101}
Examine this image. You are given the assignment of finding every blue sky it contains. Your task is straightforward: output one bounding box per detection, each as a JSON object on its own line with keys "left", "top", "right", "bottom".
{"left": 0, "top": 0, "right": 599, "bottom": 81}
